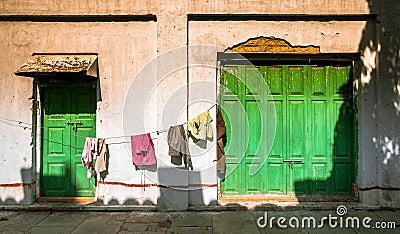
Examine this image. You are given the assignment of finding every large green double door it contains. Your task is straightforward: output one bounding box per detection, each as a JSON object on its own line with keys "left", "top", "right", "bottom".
{"left": 220, "top": 65, "right": 355, "bottom": 197}
{"left": 41, "top": 84, "right": 96, "bottom": 197}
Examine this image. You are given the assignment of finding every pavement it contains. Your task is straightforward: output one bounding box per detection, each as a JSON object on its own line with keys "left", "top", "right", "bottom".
{"left": 0, "top": 208, "right": 399, "bottom": 233}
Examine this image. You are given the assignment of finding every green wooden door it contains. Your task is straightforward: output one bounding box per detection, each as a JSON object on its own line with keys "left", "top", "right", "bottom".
{"left": 220, "top": 65, "right": 355, "bottom": 197}
{"left": 41, "top": 84, "right": 96, "bottom": 197}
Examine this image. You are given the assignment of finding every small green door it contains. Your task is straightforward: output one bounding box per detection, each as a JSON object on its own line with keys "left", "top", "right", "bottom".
{"left": 41, "top": 84, "right": 96, "bottom": 197}
{"left": 220, "top": 64, "right": 355, "bottom": 197}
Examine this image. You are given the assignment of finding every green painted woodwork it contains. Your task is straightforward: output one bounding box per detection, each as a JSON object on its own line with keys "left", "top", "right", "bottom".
{"left": 220, "top": 65, "right": 355, "bottom": 197}
{"left": 41, "top": 84, "right": 96, "bottom": 197}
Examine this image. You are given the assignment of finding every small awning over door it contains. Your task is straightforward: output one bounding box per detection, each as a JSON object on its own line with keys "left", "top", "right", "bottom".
{"left": 15, "top": 53, "right": 98, "bottom": 78}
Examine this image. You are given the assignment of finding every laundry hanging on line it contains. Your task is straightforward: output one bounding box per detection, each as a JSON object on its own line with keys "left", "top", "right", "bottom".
{"left": 167, "top": 124, "right": 192, "bottom": 170}
{"left": 92, "top": 138, "right": 108, "bottom": 174}
{"left": 130, "top": 133, "right": 157, "bottom": 167}
{"left": 216, "top": 109, "right": 227, "bottom": 177}
{"left": 82, "top": 137, "right": 109, "bottom": 178}
{"left": 82, "top": 138, "right": 94, "bottom": 178}
{"left": 166, "top": 110, "right": 215, "bottom": 170}
{"left": 81, "top": 105, "right": 218, "bottom": 172}
{"left": 187, "top": 110, "right": 213, "bottom": 141}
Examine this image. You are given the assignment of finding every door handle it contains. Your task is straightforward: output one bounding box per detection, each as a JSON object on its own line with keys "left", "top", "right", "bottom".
{"left": 283, "top": 160, "right": 302, "bottom": 169}
{"left": 73, "top": 122, "right": 83, "bottom": 132}
{"left": 283, "top": 160, "right": 303, "bottom": 163}
{"left": 66, "top": 121, "right": 83, "bottom": 125}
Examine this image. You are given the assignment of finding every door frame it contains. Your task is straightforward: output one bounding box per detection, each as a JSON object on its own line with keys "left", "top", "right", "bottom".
{"left": 217, "top": 52, "right": 360, "bottom": 201}
{"left": 36, "top": 78, "right": 98, "bottom": 201}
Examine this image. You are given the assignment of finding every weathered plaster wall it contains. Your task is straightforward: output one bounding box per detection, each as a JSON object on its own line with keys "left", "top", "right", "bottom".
{"left": 0, "top": 49, "right": 33, "bottom": 203}
{"left": 372, "top": 1, "right": 400, "bottom": 208}
{"left": 1, "top": 0, "right": 399, "bottom": 208}
{"left": 0, "top": 21, "right": 157, "bottom": 204}
{"left": 189, "top": 21, "right": 367, "bottom": 53}
{"left": 0, "top": 0, "right": 369, "bottom": 15}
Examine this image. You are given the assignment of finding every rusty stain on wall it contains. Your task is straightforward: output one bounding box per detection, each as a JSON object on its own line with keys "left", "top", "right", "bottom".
{"left": 98, "top": 180, "right": 217, "bottom": 188}
{"left": 225, "top": 36, "right": 320, "bottom": 53}
{"left": 0, "top": 181, "right": 36, "bottom": 189}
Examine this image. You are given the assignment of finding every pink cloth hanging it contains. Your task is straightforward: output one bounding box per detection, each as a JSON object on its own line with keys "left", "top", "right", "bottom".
{"left": 131, "top": 133, "right": 156, "bottom": 166}
{"left": 81, "top": 137, "right": 94, "bottom": 178}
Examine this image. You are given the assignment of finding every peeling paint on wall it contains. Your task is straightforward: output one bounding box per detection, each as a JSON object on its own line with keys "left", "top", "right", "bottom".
{"left": 225, "top": 36, "right": 320, "bottom": 53}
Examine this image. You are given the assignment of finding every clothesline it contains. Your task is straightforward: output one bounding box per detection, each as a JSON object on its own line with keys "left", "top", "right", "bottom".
{"left": 103, "top": 103, "right": 217, "bottom": 139}
{"left": 0, "top": 104, "right": 226, "bottom": 178}
{"left": 82, "top": 103, "right": 218, "bottom": 174}
{"left": 0, "top": 103, "right": 218, "bottom": 143}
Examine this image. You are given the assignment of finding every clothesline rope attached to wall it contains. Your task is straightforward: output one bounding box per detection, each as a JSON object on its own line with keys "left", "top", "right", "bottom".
{"left": 0, "top": 103, "right": 218, "bottom": 143}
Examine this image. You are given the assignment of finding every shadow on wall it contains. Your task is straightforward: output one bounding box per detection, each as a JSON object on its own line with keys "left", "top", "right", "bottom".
{"left": 157, "top": 166, "right": 221, "bottom": 210}
{"left": 357, "top": 0, "right": 400, "bottom": 206}
{"left": 94, "top": 198, "right": 155, "bottom": 206}
{"left": 295, "top": 0, "right": 400, "bottom": 205}
{"left": 157, "top": 167, "right": 198, "bottom": 211}
{"left": 294, "top": 78, "right": 356, "bottom": 199}
{"left": 0, "top": 168, "right": 34, "bottom": 205}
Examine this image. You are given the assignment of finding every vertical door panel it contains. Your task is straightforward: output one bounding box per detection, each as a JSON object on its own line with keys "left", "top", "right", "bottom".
{"left": 268, "top": 101, "right": 284, "bottom": 158}
{"left": 42, "top": 89, "right": 71, "bottom": 197}
{"left": 288, "top": 67, "right": 305, "bottom": 95}
{"left": 244, "top": 99, "right": 263, "bottom": 194}
{"left": 287, "top": 100, "right": 306, "bottom": 158}
{"left": 333, "top": 67, "right": 351, "bottom": 97}
{"left": 246, "top": 100, "right": 261, "bottom": 157}
{"left": 263, "top": 66, "right": 287, "bottom": 194}
{"left": 222, "top": 162, "right": 242, "bottom": 195}
{"left": 46, "top": 163, "right": 68, "bottom": 195}
{"left": 287, "top": 99, "right": 308, "bottom": 194}
{"left": 330, "top": 66, "right": 353, "bottom": 196}
{"left": 289, "top": 163, "right": 308, "bottom": 195}
{"left": 222, "top": 101, "right": 240, "bottom": 158}
{"left": 221, "top": 66, "right": 242, "bottom": 195}
{"left": 70, "top": 87, "right": 96, "bottom": 196}
{"left": 245, "top": 162, "right": 262, "bottom": 194}
{"left": 311, "top": 101, "right": 328, "bottom": 158}
{"left": 221, "top": 67, "right": 239, "bottom": 96}
{"left": 309, "top": 100, "right": 331, "bottom": 195}
{"left": 245, "top": 68, "right": 261, "bottom": 96}
{"left": 331, "top": 162, "right": 352, "bottom": 195}
{"left": 286, "top": 66, "right": 308, "bottom": 195}
{"left": 310, "top": 163, "right": 330, "bottom": 195}
{"left": 265, "top": 67, "right": 284, "bottom": 95}
{"left": 243, "top": 66, "right": 267, "bottom": 194}
{"left": 266, "top": 163, "right": 285, "bottom": 193}
{"left": 265, "top": 99, "right": 286, "bottom": 194}
{"left": 311, "top": 67, "right": 327, "bottom": 97}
